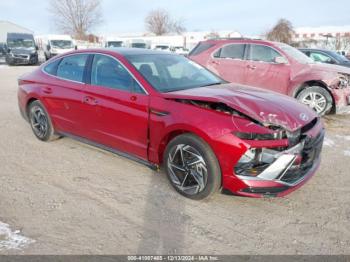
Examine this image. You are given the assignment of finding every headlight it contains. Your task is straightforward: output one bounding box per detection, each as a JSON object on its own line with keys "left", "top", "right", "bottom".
{"left": 234, "top": 131, "right": 286, "bottom": 140}
{"left": 338, "top": 74, "right": 349, "bottom": 88}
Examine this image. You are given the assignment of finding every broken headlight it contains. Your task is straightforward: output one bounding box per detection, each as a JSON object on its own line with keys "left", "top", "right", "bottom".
{"left": 338, "top": 74, "right": 349, "bottom": 89}
{"left": 234, "top": 131, "right": 286, "bottom": 140}
{"left": 234, "top": 148, "right": 275, "bottom": 177}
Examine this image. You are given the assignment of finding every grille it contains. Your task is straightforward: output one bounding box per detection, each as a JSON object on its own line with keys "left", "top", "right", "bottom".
{"left": 280, "top": 130, "right": 324, "bottom": 184}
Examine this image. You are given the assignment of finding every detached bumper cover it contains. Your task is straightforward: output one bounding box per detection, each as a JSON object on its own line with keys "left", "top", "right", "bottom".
{"left": 235, "top": 128, "right": 324, "bottom": 197}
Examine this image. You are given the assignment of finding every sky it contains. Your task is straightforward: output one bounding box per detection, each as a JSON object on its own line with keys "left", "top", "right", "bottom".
{"left": 0, "top": 0, "right": 350, "bottom": 36}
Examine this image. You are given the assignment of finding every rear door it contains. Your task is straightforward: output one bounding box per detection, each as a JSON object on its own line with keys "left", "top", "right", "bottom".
{"left": 82, "top": 54, "right": 149, "bottom": 160}
{"left": 244, "top": 44, "right": 290, "bottom": 94}
{"left": 208, "top": 43, "right": 247, "bottom": 84}
{"left": 41, "top": 54, "right": 90, "bottom": 136}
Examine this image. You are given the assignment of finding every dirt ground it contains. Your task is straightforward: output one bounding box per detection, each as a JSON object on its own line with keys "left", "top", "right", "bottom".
{"left": 0, "top": 65, "right": 349, "bottom": 255}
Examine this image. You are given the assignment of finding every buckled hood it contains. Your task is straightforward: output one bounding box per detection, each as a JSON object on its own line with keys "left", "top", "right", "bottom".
{"left": 163, "top": 83, "right": 318, "bottom": 132}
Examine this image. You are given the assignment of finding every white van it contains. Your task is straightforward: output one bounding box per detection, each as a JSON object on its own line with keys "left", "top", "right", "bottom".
{"left": 36, "top": 35, "right": 75, "bottom": 60}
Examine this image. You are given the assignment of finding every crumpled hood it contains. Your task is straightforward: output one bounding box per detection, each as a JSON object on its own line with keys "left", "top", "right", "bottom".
{"left": 306, "top": 62, "right": 350, "bottom": 74}
{"left": 163, "top": 83, "right": 318, "bottom": 132}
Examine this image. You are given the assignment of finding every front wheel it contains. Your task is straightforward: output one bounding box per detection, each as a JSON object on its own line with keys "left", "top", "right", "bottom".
{"left": 297, "top": 86, "right": 333, "bottom": 115}
{"left": 163, "top": 134, "right": 221, "bottom": 200}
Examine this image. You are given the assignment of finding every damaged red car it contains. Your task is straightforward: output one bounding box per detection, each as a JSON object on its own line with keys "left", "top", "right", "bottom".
{"left": 18, "top": 48, "right": 324, "bottom": 199}
{"left": 189, "top": 39, "right": 350, "bottom": 115}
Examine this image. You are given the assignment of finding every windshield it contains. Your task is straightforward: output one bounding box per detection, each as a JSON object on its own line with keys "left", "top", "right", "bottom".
{"left": 277, "top": 43, "right": 314, "bottom": 64}
{"left": 107, "top": 41, "right": 123, "bottom": 47}
{"left": 7, "top": 38, "right": 35, "bottom": 49}
{"left": 126, "top": 54, "right": 224, "bottom": 93}
{"left": 328, "top": 50, "right": 349, "bottom": 62}
{"left": 50, "top": 40, "right": 74, "bottom": 49}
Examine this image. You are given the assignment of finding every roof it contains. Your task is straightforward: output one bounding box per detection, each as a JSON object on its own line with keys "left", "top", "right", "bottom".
{"left": 106, "top": 47, "right": 174, "bottom": 56}
{"left": 0, "top": 21, "right": 33, "bottom": 42}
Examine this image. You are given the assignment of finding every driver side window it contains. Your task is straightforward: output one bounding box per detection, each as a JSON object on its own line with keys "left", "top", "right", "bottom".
{"left": 248, "top": 44, "right": 281, "bottom": 63}
{"left": 91, "top": 54, "right": 143, "bottom": 93}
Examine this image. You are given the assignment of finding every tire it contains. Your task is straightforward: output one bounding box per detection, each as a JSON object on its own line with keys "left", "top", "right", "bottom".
{"left": 163, "top": 133, "right": 221, "bottom": 200}
{"left": 28, "top": 100, "right": 59, "bottom": 141}
{"left": 296, "top": 86, "right": 333, "bottom": 115}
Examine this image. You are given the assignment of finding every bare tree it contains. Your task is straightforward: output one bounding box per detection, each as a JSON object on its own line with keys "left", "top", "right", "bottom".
{"left": 171, "top": 19, "right": 186, "bottom": 35}
{"left": 266, "top": 19, "right": 295, "bottom": 44}
{"left": 48, "top": 0, "right": 103, "bottom": 40}
{"left": 145, "top": 9, "right": 186, "bottom": 35}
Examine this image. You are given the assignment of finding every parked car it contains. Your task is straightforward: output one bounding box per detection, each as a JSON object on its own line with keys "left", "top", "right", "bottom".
{"left": 299, "top": 48, "right": 350, "bottom": 68}
{"left": 18, "top": 48, "right": 324, "bottom": 199}
{"left": 35, "top": 35, "right": 76, "bottom": 61}
{"left": 171, "top": 46, "right": 189, "bottom": 56}
{"left": 189, "top": 39, "right": 350, "bottom": 115}
{"left": 0, "top": 43, "right": 5, "bottom": 58}
{"left": 5, "top": 33, "right": 38, "bottom": 65}
{"left": 154, "top": 45, "right": 171, "bottom": 52}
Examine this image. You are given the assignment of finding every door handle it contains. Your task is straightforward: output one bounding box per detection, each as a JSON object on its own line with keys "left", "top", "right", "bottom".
{"left": 247, "top": 65, "right": 257, "bottom": 70}
{"left": 83, "top": 96, "right": 98, "bottom": 105}
{"left": 130, "top": 95, "right": 137, "bottom": 101}
{"left": 211, "top": 60, "right": 220, "bottom": 65}
{"left": 43, "top": 87, "right": 52, "bottom": 94}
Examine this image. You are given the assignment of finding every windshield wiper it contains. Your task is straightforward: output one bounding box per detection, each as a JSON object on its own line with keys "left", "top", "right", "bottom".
{"left": 199, "top": 82, "right": 223, "bottom": 87}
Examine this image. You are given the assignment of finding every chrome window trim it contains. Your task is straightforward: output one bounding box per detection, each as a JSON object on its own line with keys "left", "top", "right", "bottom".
{"left": 211, "top": 42, "right": 290, "bottom": 65}
{"left": 246, "top": 44, "right": 290, "bottom": 65}
{"left": 41, "top": 52, "right": 149, "bottom": 95}
{"left": 210, "top": 43, "right": 247, "bottom": 61}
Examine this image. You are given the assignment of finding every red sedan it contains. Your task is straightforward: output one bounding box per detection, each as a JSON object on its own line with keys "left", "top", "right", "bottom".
{"left": 18, "top": 48, "right": 324, "bottom": 199}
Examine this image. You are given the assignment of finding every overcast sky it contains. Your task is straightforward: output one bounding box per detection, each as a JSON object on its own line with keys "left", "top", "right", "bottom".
{"left": 1, "top": 0, "right": 349, "bottom": 36}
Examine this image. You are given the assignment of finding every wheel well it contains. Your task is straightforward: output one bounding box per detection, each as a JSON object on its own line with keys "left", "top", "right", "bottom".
{"left": 294, "top": 81, "right": 336, "bottom": 114}
{"left": 157, "top": 130, "right": 189, "bottom": 164}
{"left": 26, "top": 98, "right": 38, "bottom": 117}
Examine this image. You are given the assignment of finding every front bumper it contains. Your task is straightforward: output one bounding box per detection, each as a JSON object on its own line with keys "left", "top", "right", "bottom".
{"left": 331, "top": 87, "right": 350, "bottom": 114}
{"left": 221, "top": 119, "right": 324, "bottom": 198}
{"left": 7, "top": 53, "right": 38, "bottom": 65}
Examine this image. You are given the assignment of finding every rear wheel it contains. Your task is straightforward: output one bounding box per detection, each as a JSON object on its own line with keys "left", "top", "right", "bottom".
{"left": 28, "top": 100, "right": 59, "bottom": 141}
{"left": 297, "top": 86, "right": 333, "bottom": 115}
{"left": 163, "top": 134, "right": 221, "bottom": 200}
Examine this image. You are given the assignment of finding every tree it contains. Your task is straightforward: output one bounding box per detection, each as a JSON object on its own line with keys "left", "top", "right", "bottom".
{"left": 266, "top": 19, "right": 295, "bottom": 44}
{"left": 48, "top": 0, "right": 103, "bottom": 40}
{"left": 145, "top": 9, "right": 186, "bottom": 35}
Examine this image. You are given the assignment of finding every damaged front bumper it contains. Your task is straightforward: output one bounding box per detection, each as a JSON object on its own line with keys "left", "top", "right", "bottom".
{"left": 233, "top": 125, "right": 325, "bottom": 197}
{"left": 331, "top": 86, "right": 350, "bottom": 114}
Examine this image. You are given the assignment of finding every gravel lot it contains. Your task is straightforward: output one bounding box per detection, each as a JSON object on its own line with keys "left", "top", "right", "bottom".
{"left": 0, "top": 66, "right": 349, "bottom": 255}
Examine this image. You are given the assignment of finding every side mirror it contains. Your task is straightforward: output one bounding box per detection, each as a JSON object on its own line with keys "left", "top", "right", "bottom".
{"left": 274, "top": 56, "right": 288, "bottom": 64}
{"left": 35, "top": 45, "right": 39, "bottom": 51}
{"left": 75, "top": 45, "right": 78, "bottom": 50}
{"left": 47, "top": 45, "right": 51, "bottom": 51}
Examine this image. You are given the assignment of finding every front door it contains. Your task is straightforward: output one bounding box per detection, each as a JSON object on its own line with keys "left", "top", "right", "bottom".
{"left": 244, "top": 44, "right": 290, "bottom": 94}
{"left": 83, "top": 54, "right": 149, "bottom": 160}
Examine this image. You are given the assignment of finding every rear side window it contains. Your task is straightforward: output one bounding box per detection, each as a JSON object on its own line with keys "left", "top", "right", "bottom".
{"left": 218, "top": 44, "right": 245, "bottom": 59}
{"left": 43, "top": 59, "right": 61, "bottom": 76}
{"left": 91, "top": 54, "right": 141, "bottom": 92}
{"left": 248, "top": 45, "right": 281, "bottom": 63}
{"left": 189, "top": 42, "right": 215, "bottom": 56}
{"left": 57, "top": 54, "right": 89, "bottom": 82}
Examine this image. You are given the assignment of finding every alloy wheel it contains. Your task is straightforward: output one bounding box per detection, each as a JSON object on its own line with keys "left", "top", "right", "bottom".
{"left": 301, "top": 92, "right": 327, "bottom": 114}
{"left": 30, "top": 106, "right": 48, "bottom": 139}
{"left": 167, "top": 144, "right": 208, "bottom": 195}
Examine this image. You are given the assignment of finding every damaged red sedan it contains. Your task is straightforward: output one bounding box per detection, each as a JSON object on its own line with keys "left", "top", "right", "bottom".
{"left": 18, "top": 48, "right": 324, "bottom": 199}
